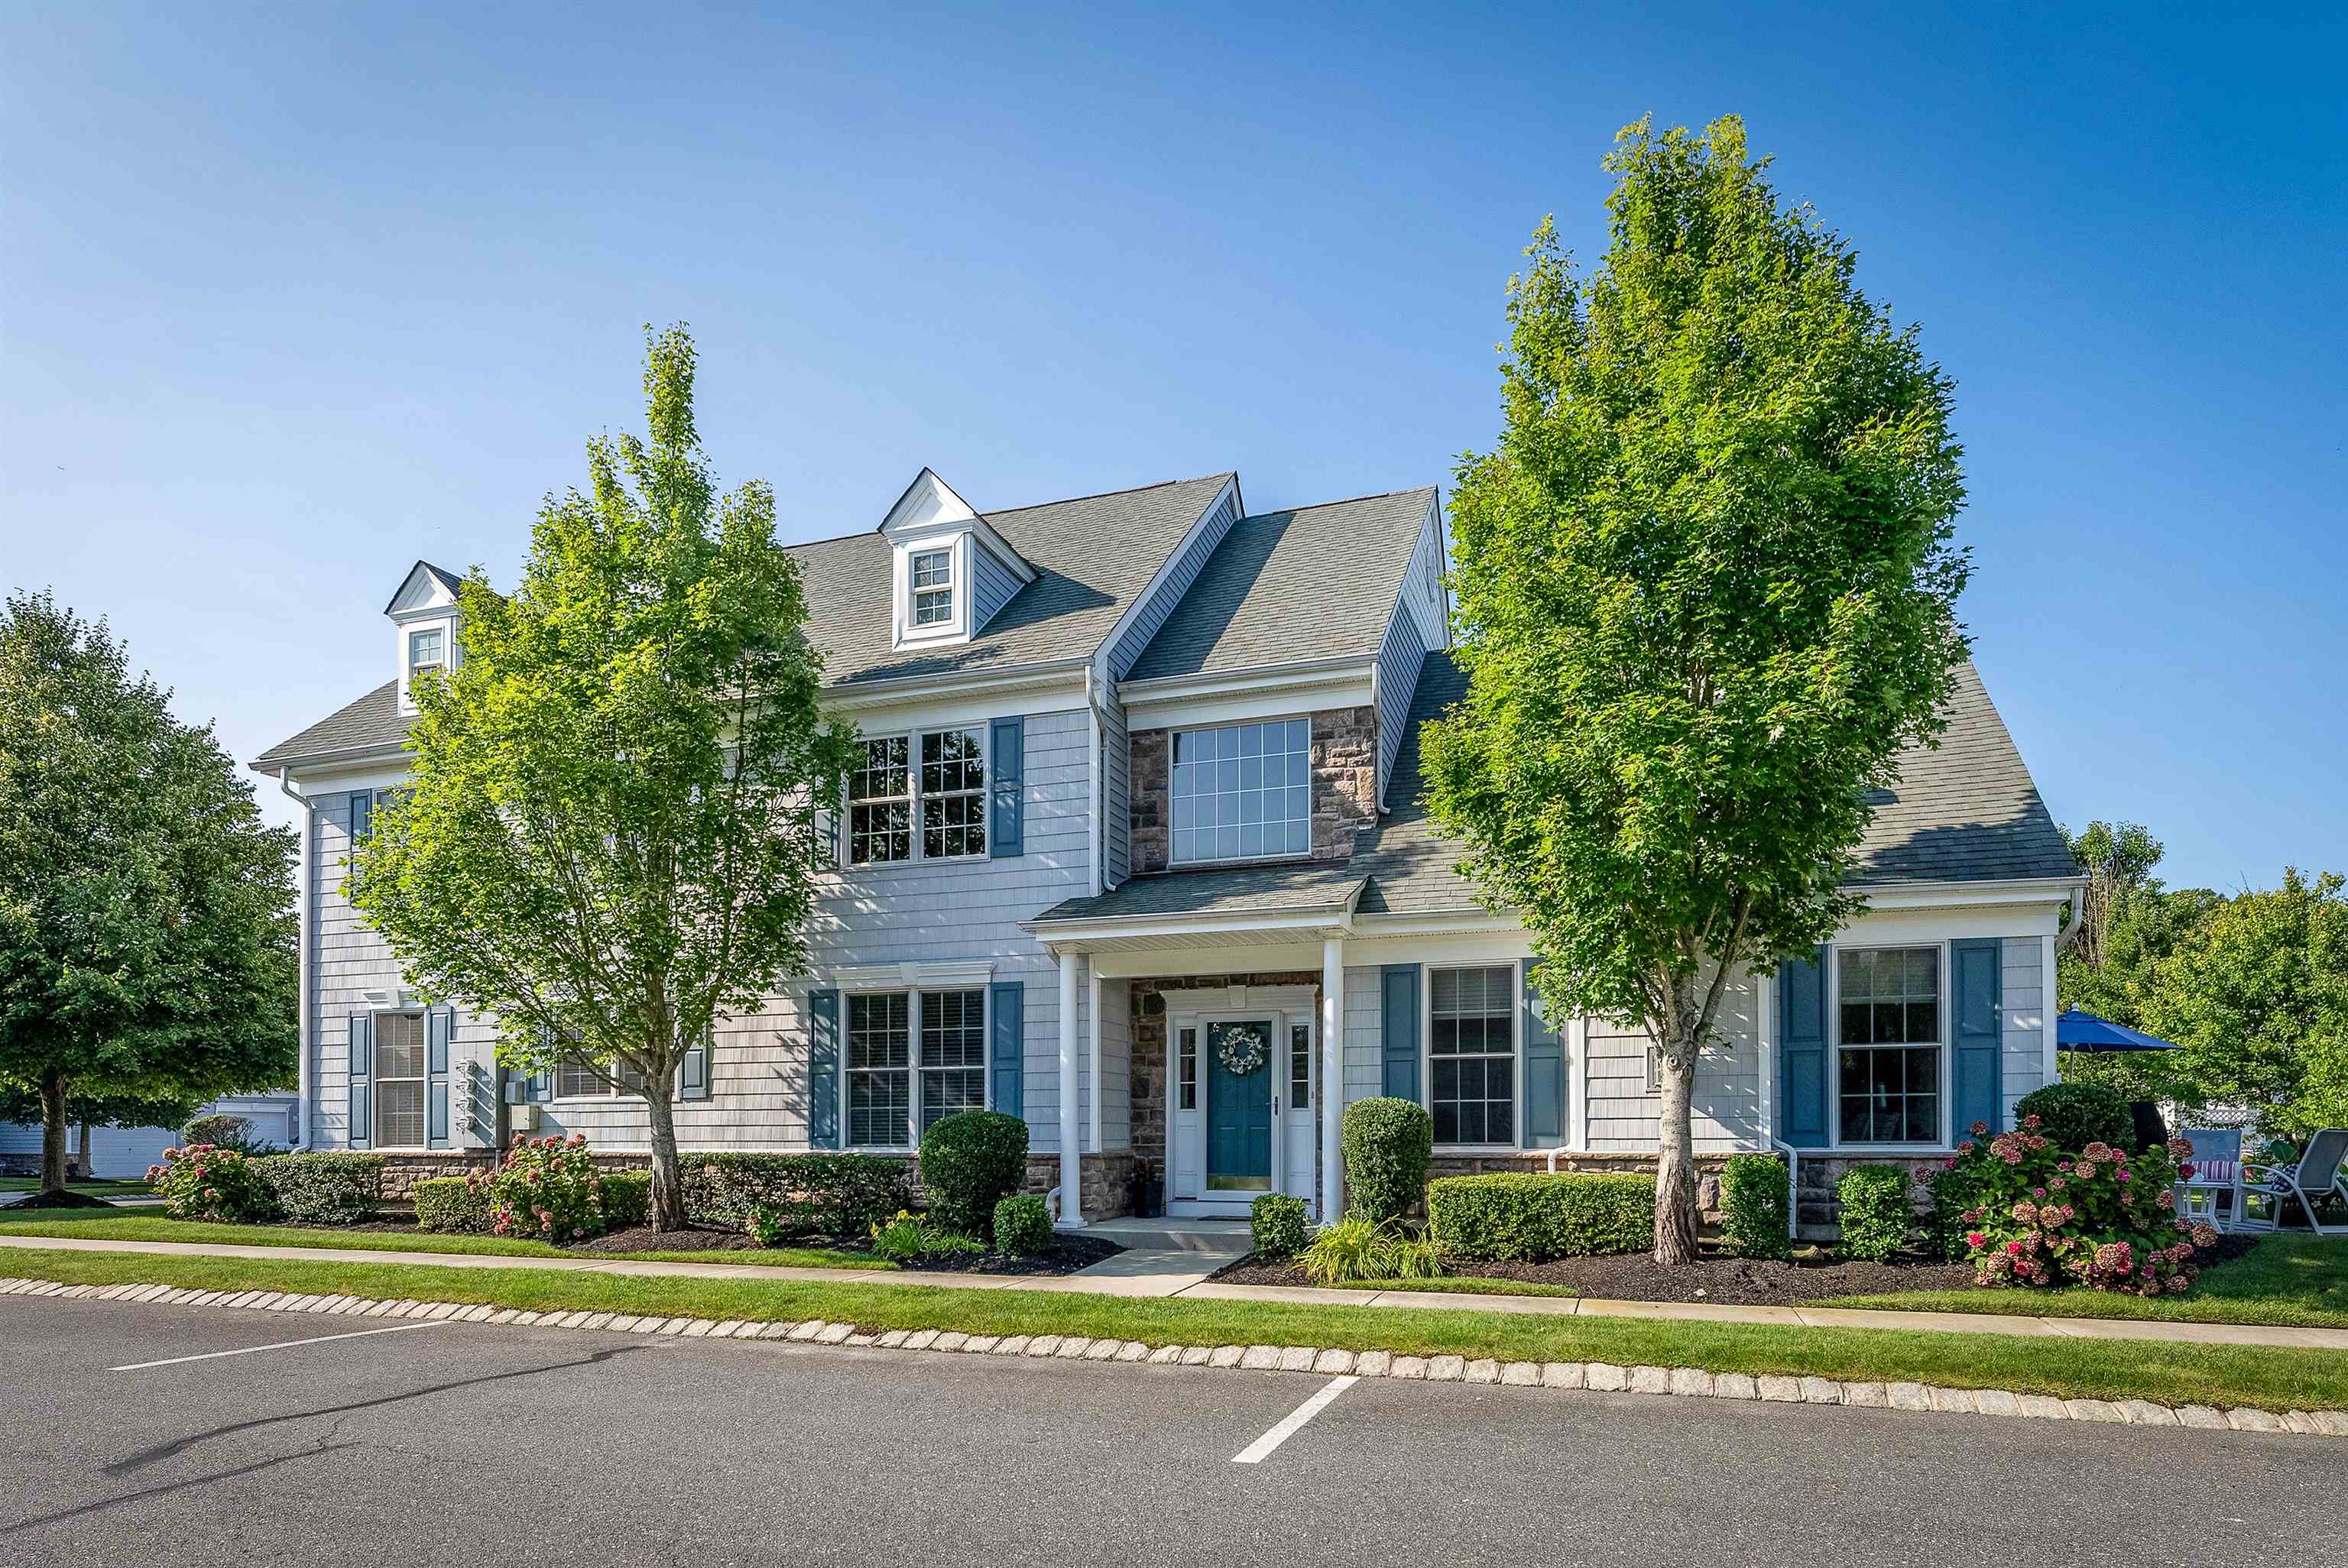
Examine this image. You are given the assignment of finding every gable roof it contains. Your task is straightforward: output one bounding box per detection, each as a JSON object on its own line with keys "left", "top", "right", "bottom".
{"left": 1034, "top": 652, "right": 2078, "bottom": 928}
{"left": 383, "top": 560, "right": 465, "bottom": 616}
{"left": 1124, "top": 488, "right": 1436, "bottom": 683}
{"left": 789, "top": 473, "right": 1235, "bottom": 687}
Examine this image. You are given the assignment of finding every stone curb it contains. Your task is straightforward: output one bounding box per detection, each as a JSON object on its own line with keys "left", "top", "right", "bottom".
{"left": 7, "top": 1275, "right": 2336, "bottom": 1438}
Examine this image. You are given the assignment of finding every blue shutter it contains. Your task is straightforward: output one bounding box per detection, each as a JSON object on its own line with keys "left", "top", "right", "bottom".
{"left": 425, "top": 1007, "right": 452, "bottom": 1148}
{"left": 678, "top": 1028, "right": 711, "bottom": 1102}
{"left": 1380, "top": 964, "right": 1420, "bottom": 1101}
{"left": 988, "top": 716, "right": 1024, "bottom": 858}
{"left": 989, "top": 980, "right": 1025, "bottom": 1120}
{"left": 346, "top": 1013, "right": 372, "bottom": 1150}
{"left": 1951, "top": 939, "right": 2005, "bottom": 1139}
{"left": 349, "top": 789, "right": 372, "bottom": 841}
{"left": 1523, "top": 960, "right": 1565, "bottom": 1149}
{"left": 807, "top": 988, "right": 842, "bottom": 1149}
{"left": 1777, "top": 948, "right": 1828, "bottom": 1148}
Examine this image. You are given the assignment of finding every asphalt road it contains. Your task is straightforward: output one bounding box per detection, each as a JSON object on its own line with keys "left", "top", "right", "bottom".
{"left": 2, "top": 1295, "right": 2340, "bottom": 1568}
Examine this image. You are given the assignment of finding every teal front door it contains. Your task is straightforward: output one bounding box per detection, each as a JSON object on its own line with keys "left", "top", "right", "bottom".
{"left": 1206, "top": 1020, "right": 1274, "bottom": 1194}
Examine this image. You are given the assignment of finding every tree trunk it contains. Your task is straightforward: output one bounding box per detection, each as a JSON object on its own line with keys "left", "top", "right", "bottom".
{"left": 39, "top": 1067, "right": 71, "bottom": 1198}
{"left": 644, "top": 1081, "right": 686, "bottom": 1232}
{"left": 1652, "top": 982, "right": 1703, "bottom": 1266}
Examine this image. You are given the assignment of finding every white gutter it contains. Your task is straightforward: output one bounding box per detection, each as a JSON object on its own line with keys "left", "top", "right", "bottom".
{"left": 276, "top": 769, "right": 316, "bottom": 1151}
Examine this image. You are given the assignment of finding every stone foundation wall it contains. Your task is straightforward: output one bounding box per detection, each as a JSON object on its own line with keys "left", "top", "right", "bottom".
{"left": 1792, "top": 1153, "right": 1943, "bottom": 1232}
{"left": 1022, "top": 1152, "right": 1136, "bottom": 1221}
{"left": 1127, "top": 706, "right": 1378, "bottom": 875}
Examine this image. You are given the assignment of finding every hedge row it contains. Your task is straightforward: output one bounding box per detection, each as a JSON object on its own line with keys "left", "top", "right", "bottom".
{"left": 682, "top": 1152, "right": 913, "bottom": 1238}
{"left": 1427, "top": 1172, "right": 1656, "bottom": 1262}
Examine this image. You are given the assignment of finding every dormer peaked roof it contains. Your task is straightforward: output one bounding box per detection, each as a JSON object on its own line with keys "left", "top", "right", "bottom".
{"left": 384, "top": 560, "right": 465, "bottom": 617}
{"left": 876, "top": 468, "right": 1040, "bottom": 651}
{"left": 878, "top": 469, "right": 1035, "bottom": 581}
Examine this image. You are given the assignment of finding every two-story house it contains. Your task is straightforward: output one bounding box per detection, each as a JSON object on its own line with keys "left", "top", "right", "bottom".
{"left": 253, "top": 468, "right": 2081, "bottom": 1227}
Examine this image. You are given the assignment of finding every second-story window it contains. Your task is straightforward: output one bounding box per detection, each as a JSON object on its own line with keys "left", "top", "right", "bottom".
{"left": 910, "top": 548, "right": 954, "bottom": 627}
{"left": 1170, "top": 718, "right": 1312, "bottom": 863}
{"left": 407, "top": 627, "right": 445, "bottom": 684}
{"left": 848, "top": 728, "right": 986, "bottom": 865}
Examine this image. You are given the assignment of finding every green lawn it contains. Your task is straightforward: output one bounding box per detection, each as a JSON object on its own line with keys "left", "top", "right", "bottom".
{"left": 0, "top": 1207, "right": 889, "bottom": 1272}
{"left": 2, "top": 1244, "right": 2339, "bottom": 1413}
{"left": 1819, "top": 1234, "right": 2348, "bottom": 1330}
{"left": 1323, "top": 1274, "right": 1581, "bottom": 1300}
{"left": 0, "top": 1178, "right": 154, "bottom": 1197}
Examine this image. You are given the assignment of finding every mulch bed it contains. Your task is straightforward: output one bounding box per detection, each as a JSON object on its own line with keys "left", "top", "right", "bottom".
{"left": 572, "top": 1225, "right": 760, "bottom": 1255}
{"left": 898, "top": 1235, "right": 1124, "bottom": 1276}
{"left": 1214, "top": 1233, "right": 2269, "bottom": 1307}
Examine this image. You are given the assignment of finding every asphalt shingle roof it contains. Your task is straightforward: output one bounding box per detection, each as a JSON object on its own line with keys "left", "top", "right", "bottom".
{"left": 1034, "top": 653, "right": 2077, "bottom": 926}
{"left": 1124, "top": 488, "right": 1435, "bottom": 682}
{"left": 253, "top": 681, "right": 408, "bottom": 769}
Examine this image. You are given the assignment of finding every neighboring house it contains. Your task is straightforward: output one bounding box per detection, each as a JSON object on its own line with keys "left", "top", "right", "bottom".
{"left": 0, "top": 1093, "right": 300, "bottom": 1181}
{"left": 251, "top": 468, "right": 2081, "bottom": 1226}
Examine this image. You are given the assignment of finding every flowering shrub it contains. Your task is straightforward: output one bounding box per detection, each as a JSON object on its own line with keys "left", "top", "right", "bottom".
{"left": 1923, "top": 1116, "right": 2218, "bottom": 1295}
{"left": 148, "top": 1145, "right": 277, "bottom": 1223}
{"left": 487, "top": 1134, "right": 609, "bottom": 1246}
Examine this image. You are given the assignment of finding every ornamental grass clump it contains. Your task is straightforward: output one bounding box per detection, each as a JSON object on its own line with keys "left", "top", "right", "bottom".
{"left": 488, "top": 1134, "right": 609, "bottom": 1246}
{"left": 148, "top": 1144, "right": 276, "bottom": 1223}
{"left": 1930, "top": 1115, "right": 2217, "bottom": 1295}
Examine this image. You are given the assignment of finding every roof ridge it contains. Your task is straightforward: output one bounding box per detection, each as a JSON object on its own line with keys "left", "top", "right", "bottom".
{"left": 981, "top": 471, "right": 1236, "bottom": 521}
{"left": 1239, "top": 484, "right": 1438, "bottom": 521}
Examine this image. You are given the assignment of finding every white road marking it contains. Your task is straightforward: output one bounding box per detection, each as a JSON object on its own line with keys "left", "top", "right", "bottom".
{"left": 111, "top": 1320, "right": 445, "bottom": 1371}
{"left": 1232, "top": 1375, "right": 1357, "bottom": 1464}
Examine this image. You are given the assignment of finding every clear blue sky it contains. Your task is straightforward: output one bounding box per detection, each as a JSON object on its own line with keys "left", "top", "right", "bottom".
{"left": 5, "top": 3, "right": 2341, "bottom": 893}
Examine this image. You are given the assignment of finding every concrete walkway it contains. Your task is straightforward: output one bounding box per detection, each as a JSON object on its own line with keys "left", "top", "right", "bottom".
{"left": 0, "top": 1231, "right": 2338, "bottom": 1351}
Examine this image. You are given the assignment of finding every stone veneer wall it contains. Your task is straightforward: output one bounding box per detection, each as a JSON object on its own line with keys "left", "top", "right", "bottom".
{"left": 1125, "top": 973, "right": 1325, "bottom": 1172}
{"left": 1127, "top": 706, "right": 1378, "bottom": 875}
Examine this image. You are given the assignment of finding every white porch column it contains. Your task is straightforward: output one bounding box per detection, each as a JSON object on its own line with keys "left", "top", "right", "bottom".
{"left": 1321, "top": 937, "right": 1345, "bottom": 1222}
{"left": 1058, "top": 948, "right": 1083, "bottom": 1227}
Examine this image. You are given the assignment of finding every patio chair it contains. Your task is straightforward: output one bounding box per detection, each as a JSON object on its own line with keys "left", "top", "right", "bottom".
{"left": 2239, "top": 1128, "right": 2348, "bottom": 1237}
{"left": 2175, "top": 1128, "right": 2243, "bottom": 1229}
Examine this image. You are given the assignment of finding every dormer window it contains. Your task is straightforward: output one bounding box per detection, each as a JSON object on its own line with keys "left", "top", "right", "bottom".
{"left": 407, "top": 627, "right": 445, "bottom": 684}
{"left": 910, "top": 549, "right": 955, "bottom": 628}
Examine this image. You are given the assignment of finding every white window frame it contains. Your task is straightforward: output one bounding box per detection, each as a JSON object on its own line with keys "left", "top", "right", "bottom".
{"left": 1827, "top": 943, "right": 1951, "bottom": 1152}
{"left": 371, "top": 1009, "right": 428, "bottom": 1149}
{"left": 1166, "top": 715, "right": 1315, "bottom": 867}
{"left": 552, "top": 1054, "right": 648, "bottom": 1102}
{"left": 407, "top": 626, "right": 446, "bottom": 684}
{"left": 1422, "top": 962, "right": 1523, "bottom": 1152}
{"left": 909, "top": 547, "right": 956, "bottom": 630}
{"left": 840, "top": 986, "right": 991, "bottom": 1152}
{"left": 844, "top": 727, "right": 988, "bottom": 867}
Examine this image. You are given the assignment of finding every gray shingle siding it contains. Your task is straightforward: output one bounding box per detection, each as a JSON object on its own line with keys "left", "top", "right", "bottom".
{"left": 1584, "top": 970, "right": 1763, "bottom": 1153}
{"left": 1102, "top": 698, "right": 1131, "bottom": 886}
{"left": 2002, "top": 935, "right": 2048, "bottom": 1125}
{"left": 1104, "top": 484, "right": 1240, "bottom": 682}
{"left": 970, "top": 540, "right": 1024, "bottom": 635}
{"left": 1373, "top": 604, "right": 1427, "bottom": 808}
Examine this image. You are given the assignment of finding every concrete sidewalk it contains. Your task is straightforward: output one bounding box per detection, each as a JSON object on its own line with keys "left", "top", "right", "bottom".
{"left": 0, "top": 1230, "right": 2339, "bottom": 1351}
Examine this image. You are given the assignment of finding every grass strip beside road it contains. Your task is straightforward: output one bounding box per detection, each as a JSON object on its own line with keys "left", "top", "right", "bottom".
{"left": 8, "top": 1246, "right": 2343, "bottom": 1414}
{"left": 1819, "top": 1235, "right": 2348, "bottom": 1330}
{"left": 0, "top": 1209, "right": 888, "bottom": 1272}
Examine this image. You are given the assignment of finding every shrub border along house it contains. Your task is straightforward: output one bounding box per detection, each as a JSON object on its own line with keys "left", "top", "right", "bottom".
{"left": 260, "top": 1153, "right": 385, "bottom": 1227}
{"left": 1429, "top": 1172, "right": 1656, "bottom": 1262}
{"left": 1719, "top": 1154, "right": 1792, "bottom": 1260}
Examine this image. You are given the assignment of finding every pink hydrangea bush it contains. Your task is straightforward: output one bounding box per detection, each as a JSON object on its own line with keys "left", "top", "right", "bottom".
{"left": 487, "top": 1133, "right": 609, "bottom": 1245}
{"left": 1922, "top": 1116, "right": 2217, "bottom": 1295}
{"left": 147, "top": 1144, "right": 276, "bottom": 1223}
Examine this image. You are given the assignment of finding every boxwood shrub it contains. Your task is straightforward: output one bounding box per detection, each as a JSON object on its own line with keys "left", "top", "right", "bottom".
{"left": 2013, "top": 1081, "right": 2132, "bottom": 1152}
{"left": 1250, "top": 1192, "right": 1311, "bottom": 1258}
{"left": 683, "top": 1152, "right": 913, "bottom": 1238}
{"left": 1341, "top": 1097, "right": 1432, "bottom": 1225}
{"left": 1719, "top": 1153, "right": 1791, "bottom": 1259}
{"left": 919, "top": 1110, "right": 1030, "bottom": 1236}
{"left": 599, "top": 1170, "right": 652, "bottom": 1230}
{"left": 412, "top": 1174, "right": 495, "bottom": 1234}
{"left": 1428, "top": 1172, "right": 1656, "bottom": 1262}
{"left": 1835, "top": 1162, "right": 1914, "bottom": 1262}
{"left": 258, "top": 1152, "right": 385, "bottom": 1226}
{"left": 993, "top": 1192, "right": 1052, "bottom": 1256}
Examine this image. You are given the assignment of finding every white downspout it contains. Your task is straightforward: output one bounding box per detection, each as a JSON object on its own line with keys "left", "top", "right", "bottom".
{"left": 1057, "top": 948, "right": 1083, "bottom": 1227}
{"left": 277, "top": 769, "right": 315, "bottom": 1151}
{"left": 1085, "top": 664, "right": 1104, "bottom": 898}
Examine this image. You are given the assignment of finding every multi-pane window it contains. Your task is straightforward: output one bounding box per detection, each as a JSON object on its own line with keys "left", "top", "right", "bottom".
{"left": 847, "top": 730, "right": 985, "bottom": 865}
{"left": 847, "top": 990, "right": 988, "bottom": 1147}
{"left": 919, "top": 989, "right": 988, "bottom": 1133}
{"left": 1837, "top": 948, "right": 1941, "bottom": 1144}
{"left": 919, "top": 730, "right": 986, "bottom": 860}
{"left": 373, "top": 1012, "right": 427, "bottom": 1148}
{"left": 848, "top": 738, "right": 913, "bottom": 865}
{"left": 910, "top": 549, "right": 954, "bottom": 627}
{"left": 1429, "top": 965, "right": 1515, "bottom": 1145}
{"left": 847, "top": 992, "right": 911, "bottom": 1146}
{"left": 1289, "top": 1022, "right": 1312, "bottom": 1113}
{"left": 555, "top": 1055, "right": 647, "bottom": 1099}
{"left": 1177, "top": 1026, "right": 1198, "bottom": 1111}
{"left": 407, "top": 627, "right": 445, "bottom": 682}
{"left": 1169, "top": 718, "right": 1312, "bottom": 863}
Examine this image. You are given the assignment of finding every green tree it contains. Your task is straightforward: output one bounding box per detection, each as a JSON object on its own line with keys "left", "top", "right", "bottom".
{"left": 0, "top": 593, "right": 297, "bottom": 1200}
{"left": 1422, "top": 116, "right": 1970, "bottom": 1264}
{"left": 2054, "top": 819, "right": 2208, "bottom": 1103}
{"left": 0, "top": 1084, "right": 204, "bottom": 1180}
{"left": 351, "top": 326, "right": 855, "bottom": 1231}
{"left": 2139, "top": 870, "right": 2348, "bottom": 1140}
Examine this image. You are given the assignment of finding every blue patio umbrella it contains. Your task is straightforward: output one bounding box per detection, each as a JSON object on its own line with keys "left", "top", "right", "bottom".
{"left": 2054, "top": 1007, "right": 2180, "bottom": 1053}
